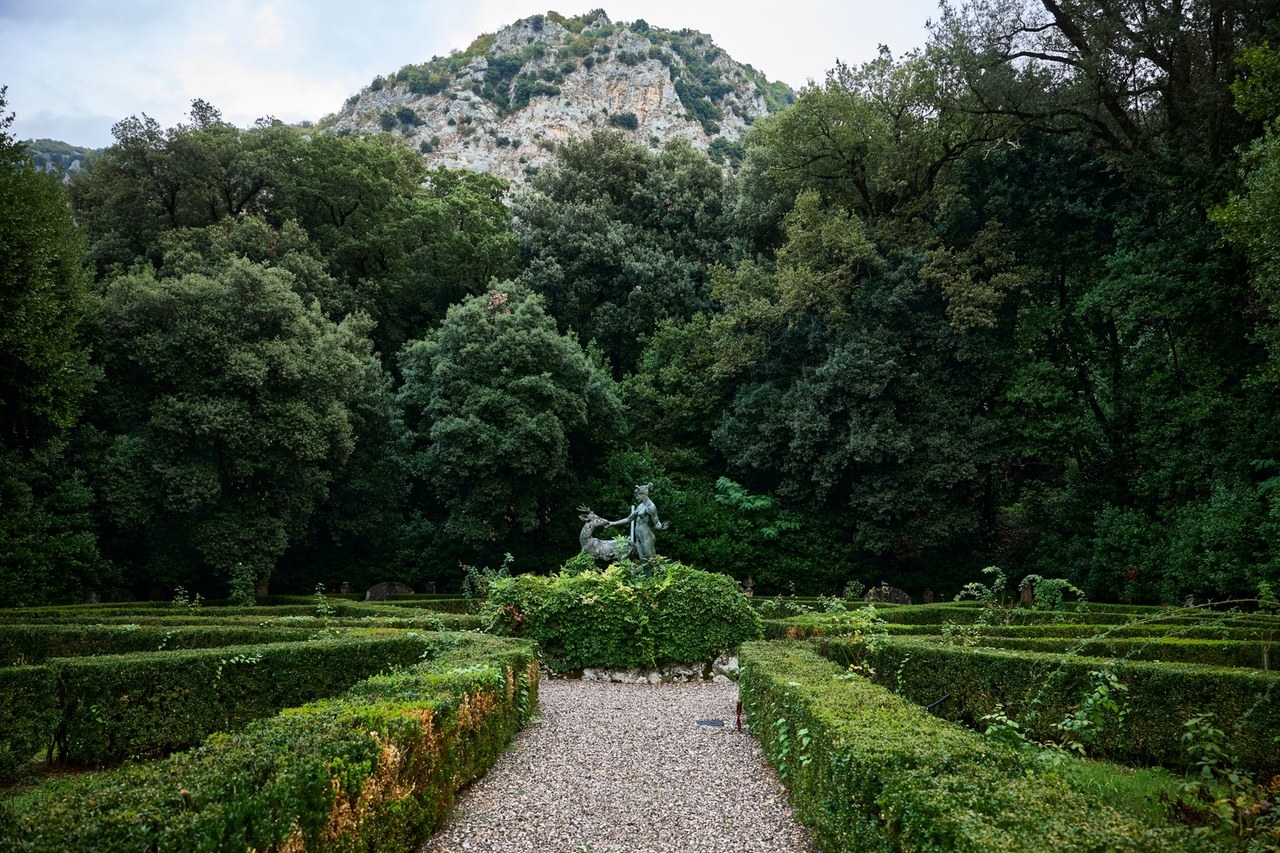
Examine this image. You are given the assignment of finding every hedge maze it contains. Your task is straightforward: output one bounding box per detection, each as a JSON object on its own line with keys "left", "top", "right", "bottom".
{"left": 2, "top": 587, "right": 1278, "bottom": 852}
{"left": 742, "top": 597, "right": 1280, "bottom": 852}
{"left": 0, "top": 596, "right": 535, "bottom": 853}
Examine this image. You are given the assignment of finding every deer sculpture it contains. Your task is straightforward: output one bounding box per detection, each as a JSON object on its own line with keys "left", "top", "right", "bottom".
{"left": 578, "top": 506, "right": 634, "bottom": 562}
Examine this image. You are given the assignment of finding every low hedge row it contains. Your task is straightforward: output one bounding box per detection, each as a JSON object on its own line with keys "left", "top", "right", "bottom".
{"left": 0, "top": 610, "right": 482, "bottom": 631}
{"left": 0, "top": 602, "right": 414, "bottom": 623}
{"left": 0, "top": 632, "right": 431, "bottom": 780}
{"left": 0, "top": 624, "right": 318, "bottom": 666}
{"left": 763, "top": 616, "right": 1275, "bottom": 642}
{"left": 0, "top": 633, "right": 539, "bottom": 853}
{"left": 0, "top": 616, "right": 482, "bottom": 665}
{"left": 815, "top": 636, "right": 1280, "bottom": 774}
{"left": 738, "top": 641, "right": 1206, "bottom": 853}
{"left": 875, "top": 606, "right": 1280, "bottom": 629}
{"left": 484, "top": 563, "right": 761, "bottom": 671}
{"left": 959, "top": 636, "right": 1274, "bottom": 670}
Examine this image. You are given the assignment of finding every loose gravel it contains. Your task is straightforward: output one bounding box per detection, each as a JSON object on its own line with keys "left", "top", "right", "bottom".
{"left": 421, "top": 679, "right": 812, "bottom": 853}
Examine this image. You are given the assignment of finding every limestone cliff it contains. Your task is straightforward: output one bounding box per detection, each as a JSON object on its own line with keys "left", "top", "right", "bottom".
{"left": 317, "top": 10, "right": 795, "bottom": 183}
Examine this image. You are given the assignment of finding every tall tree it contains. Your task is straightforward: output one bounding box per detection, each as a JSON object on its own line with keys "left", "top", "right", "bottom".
{"left": 0, "top": 88, "right": 109, "bottom": 606}
{"left": 398, "top": 284, "right": 623, "bottom": 570}
{"left": 515, "top": 131, "right": 732, "bottom": 375}
{"left": 89, "top": 257, "right": 391, "bottom": 594}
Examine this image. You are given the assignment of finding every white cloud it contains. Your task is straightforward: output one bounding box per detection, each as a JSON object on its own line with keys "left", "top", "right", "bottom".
{"left": 1, "top": 0, "right": 939, "bottom": 147}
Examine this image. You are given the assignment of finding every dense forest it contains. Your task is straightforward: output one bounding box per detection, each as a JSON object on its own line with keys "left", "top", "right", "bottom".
{"left": 3, "top": 0, "right": 1280, "bottom": 606}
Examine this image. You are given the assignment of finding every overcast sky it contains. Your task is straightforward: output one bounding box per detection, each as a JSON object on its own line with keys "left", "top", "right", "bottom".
{"left": 1, "top": 0, "right": 941, "bottom": 148}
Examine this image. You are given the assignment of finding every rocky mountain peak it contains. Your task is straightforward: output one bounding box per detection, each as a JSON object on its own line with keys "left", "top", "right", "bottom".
{"left": 316, "top": 10, "right": 795, "bottom": 183}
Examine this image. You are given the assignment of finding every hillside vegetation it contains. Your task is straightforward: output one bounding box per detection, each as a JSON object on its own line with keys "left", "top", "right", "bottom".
{"left": 321, "top": 10, "right": 794, "bottom": 181}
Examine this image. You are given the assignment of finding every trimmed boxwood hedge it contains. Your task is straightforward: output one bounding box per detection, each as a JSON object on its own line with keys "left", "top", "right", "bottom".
{"left": 738, "top": 641, "right": 1209, "bottom": 853}
{"left": 764, "top": 615, "right": 1276, "bottom": 642}
{"left": 0, "top": 602, "right": 410, "bottom": 622}
{"left": 0, "top": 632, "right": 433, "bottom": 779}
{"left": 0, "top": 624, "right": 318, "bottom": 665}
{"left": 955, "top": 635, "right": 1274, "bottom": 669}
{"left": 0, "top": 634, "right": 539, "bottom": 853}
{"left": 815, "top": 636, "right": 1280, "bottom": 774}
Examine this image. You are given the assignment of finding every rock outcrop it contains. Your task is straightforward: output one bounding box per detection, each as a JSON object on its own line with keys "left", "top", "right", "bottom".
{"left": 319, "top": 10, "right": 794, "bottom": 183}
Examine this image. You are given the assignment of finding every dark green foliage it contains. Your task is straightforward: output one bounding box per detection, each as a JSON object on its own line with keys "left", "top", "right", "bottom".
{"left": 397, "top": 284, "right": 623, "bottom": 562}
{"left": 483, "top": 560, "right": 761, "bottom": 670}
{"left": 89, "top": 259, "right": 389, "bottom": 592}
{"left": 0, "top": 664, "right": 55, "bottom": 782}
{"left": 706, "top": 136, "right": 744, "bottom": 166}
{"left": 0, "top": 89, "right": 108, "bottom": 608}
{"left": 608, "top": 111, "right": 639, "bottom": 130}
{"left": 0, "top": 634, "right": 538, "bottom": 852}
{"left": 739, "top": 640, "right": 1207, "bottom": 853}
{"left": 512, "top": 74, "right": 561, "bottom": 109}
{"left": 515, "top": 131, "right": 732, "bottom": 375}
{"left": 816, "top": 636, "right": 1280, "bottom": 774}
{"left": 72, "top": 114, "right": 519, "bottom": 355}
{"left": 395, "top": 105, "right": 421, "bottom": 126}
{"left": 408, "top": 68, "right": 447, "bottom": 95}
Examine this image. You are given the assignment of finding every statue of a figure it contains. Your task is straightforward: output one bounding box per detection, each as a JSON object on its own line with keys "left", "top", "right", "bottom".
{"left": 609, "top": 482, "right": 667, "bottom": 559}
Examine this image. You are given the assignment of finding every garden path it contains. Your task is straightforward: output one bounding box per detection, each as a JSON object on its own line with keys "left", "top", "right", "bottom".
{"left": 420, "top": 679, "right": 811, "bottom": 853}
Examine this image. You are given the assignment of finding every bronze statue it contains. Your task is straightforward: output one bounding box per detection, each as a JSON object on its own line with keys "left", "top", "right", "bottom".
{"left": 577, "top": 506, "right": 634, "bottom": 561}
{"left": 577, "top": 484, "right": 668, "bottom": 562}
{"left": 609, "top": 482, "right": 667, "bottom": 560}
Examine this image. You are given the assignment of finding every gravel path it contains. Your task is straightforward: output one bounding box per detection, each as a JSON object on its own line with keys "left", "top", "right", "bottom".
{"left": 421, "top": 680, "right": 812, "bottom": 853}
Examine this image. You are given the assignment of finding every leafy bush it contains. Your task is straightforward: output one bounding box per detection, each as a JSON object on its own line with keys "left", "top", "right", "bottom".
{"left": 0, "top": 635, "right": 539, "bottom": 852}
{"left": 608, "top": 112, "right": 639, "bottom": 130}
{"left": 395, "top": 105, "right": 421, "bottom": 126}
{"left": 739, "top": 641, "right": 1205, "bottom": 853}
{"left": 378, "top": 111, "right": 397, "bottom": 131}
{"left": 409, "top": 69, "right": 447, "bottom": 95}
{"left": 484, "top": 560, "right": 761, "bottom": 670}
{"left": 512, "top": 74, "right": 561, "bottom": 109}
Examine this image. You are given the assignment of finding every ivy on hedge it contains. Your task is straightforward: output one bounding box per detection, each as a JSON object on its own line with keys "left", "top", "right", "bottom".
{"left": 0, "top": 634, "right": 539, "bottom": 853}
{"left": 739, "top": 640, "right": 1209, "bottom": 853}
{"left": 484, "top": 561, "right": 761, "bottom": 671}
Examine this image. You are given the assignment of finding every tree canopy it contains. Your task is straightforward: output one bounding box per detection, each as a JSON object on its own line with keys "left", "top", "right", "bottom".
{"left": 6, "top": 0, "right": 1280, "bottom": 602}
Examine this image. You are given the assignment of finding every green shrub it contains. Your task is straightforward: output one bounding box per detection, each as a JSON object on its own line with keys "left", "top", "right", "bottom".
{"left": 0, "top": 632, "right": 431, "bottom": 775}
{"left": 0, "top": 635, "right": 539, "bottom": 852}
{"left": 817, "top": 636, "right": 1280, "bottom": 774}
{"left": 484, "top": 561, "right": 761, "bottom": 671}
{"left": 379, "top": 111, "right": 397, "bottom": 131}
{"left": 608, "top": 112, "right": 639, "bottom": 130}
{"left": 739, "top": 641, "right": 1206, "bottom": 853}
